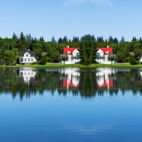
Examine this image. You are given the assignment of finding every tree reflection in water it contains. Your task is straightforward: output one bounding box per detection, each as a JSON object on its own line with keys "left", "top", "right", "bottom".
{"left": 0, "top": 67, "right": 142, "bottom": 100}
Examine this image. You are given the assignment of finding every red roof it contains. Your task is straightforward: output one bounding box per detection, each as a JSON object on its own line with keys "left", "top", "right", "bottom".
{"left": 97, "top": 48, "right": 113, "bottom": 55}
{"left": 63, "top": 48, "right": 80, "bottom": 55}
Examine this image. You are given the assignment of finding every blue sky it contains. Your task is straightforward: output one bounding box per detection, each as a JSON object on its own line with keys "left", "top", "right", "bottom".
{"left": 0, "top": 0, "right": 142, "bottom": 41}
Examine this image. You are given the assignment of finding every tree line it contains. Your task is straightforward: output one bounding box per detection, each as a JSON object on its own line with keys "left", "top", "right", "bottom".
{"left": 0, "top": 33, "right": 142, "bottom": 65}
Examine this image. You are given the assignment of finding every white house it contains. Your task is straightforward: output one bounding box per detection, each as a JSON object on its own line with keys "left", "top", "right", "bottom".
{"left": 19, "top": 51, "right": 37, "bottom": 64}
{"left": 96, "top": 47, "right": 114, "bottom": 64}
{"left": 140, "top": 57, "right": 142, "bottom": 63}
{"left": 61, "top": 46, "right": 80, "bottom": 64}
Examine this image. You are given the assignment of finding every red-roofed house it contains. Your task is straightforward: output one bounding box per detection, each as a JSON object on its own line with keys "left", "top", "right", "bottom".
{"left": 96, "top": 46, "right": 114, "bottom": 64}
{"left": 62, "top": 46, "right": 80, "bottom": 64}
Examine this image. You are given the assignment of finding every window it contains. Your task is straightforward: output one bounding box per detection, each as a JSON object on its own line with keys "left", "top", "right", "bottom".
{"left": 26, "top": 53, "right": 29, "bottom": 57}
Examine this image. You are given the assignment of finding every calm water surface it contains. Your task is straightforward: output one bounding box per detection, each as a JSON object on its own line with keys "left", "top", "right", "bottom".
{"left": 0, "top": 67, "right": 142, "bottom": 142}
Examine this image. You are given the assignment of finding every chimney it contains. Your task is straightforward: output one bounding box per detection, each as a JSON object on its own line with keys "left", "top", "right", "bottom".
{"left": 67, "top": 45, "right": 70, "bottom": 48}
{"left": 107, "top": 45, "right": 109, "bottom": 48}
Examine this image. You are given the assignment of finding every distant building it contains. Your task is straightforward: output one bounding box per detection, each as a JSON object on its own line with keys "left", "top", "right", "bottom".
{"left": 62, "top": 46, "right": 80, "bottom": 64}
{"left": 96, "top": 46, "right": 114, "bottom": 64}
{"left": 19, "top": 51, "right": 37, "bottom": 64}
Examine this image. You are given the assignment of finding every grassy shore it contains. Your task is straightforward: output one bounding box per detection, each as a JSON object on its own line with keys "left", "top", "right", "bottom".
{"left": 1, "top": 63, "right": 142, "bottom": 68}
{"left": 0, "top": 63, "right": 142, "bottom": 68}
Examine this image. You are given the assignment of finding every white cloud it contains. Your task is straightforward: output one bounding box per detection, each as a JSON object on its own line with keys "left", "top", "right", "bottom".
{"left": 63, "top": 0, "right": 113, "bottom": 6}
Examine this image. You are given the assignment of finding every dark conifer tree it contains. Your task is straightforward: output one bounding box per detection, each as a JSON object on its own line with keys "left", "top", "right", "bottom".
{"left": 12, "top": 33, "right": 18, "bottom": 40}
{"left": 80, "top": 35, "right": 96, "bottom": 65}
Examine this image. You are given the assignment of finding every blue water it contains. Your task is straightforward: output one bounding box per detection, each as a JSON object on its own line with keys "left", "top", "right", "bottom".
{"left": 0, "top": 67, "right": 142, "bottom": 142}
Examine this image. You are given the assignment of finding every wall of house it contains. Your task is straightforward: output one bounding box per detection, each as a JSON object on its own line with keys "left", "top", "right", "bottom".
{"left": 140, "top": 57, "right": 142, "bottom": 63}
{"left": 96, "top": 55, "right": 114, "bottom": 64}
{"left": 97, "top": 50, "right": 104, "bottom": 57}
{"left": 62, "top": 49, "right": 80, "bottom": 64}
{"left": 96, "top": 50, "right": 115, "bottom": 64}
{"left": 72, "top": 49, "right": 79, "bottom": 57}
{"left": 20, "top": 52, "right": 37, "bottom": 64}
{"left": 62, "top": 55, "right": 80, "bottom": 64}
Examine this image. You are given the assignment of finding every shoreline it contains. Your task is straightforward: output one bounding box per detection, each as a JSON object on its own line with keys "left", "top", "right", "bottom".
{"left": 0, "top": 63, "right": 142, "bottom": 68}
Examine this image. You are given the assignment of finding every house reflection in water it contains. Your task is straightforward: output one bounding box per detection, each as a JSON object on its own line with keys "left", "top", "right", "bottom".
{"left": 140, "top": 70, "right": 142, "bottom": 78}
{"left": 19, "top": 67, "right": 36, "bottom": 85}
{"left": 96, "top": 68, "right": 115, "bottom": 88}
{"left": 60, "top": 68, "right": 80, "bottom": 88}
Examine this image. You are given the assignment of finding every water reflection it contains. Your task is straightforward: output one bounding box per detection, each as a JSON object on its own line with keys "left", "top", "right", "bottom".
{"left": 0, "top": 67, "right": 142, "bottom": 99}
{"left": 60, "top": 68, "right": 80, "bottom": 88}
{"left": 19, "top": 67, "right": 36, "bottom": 85}
{"left": 96, "top": 68, "right": 115, "bottom": 88}
{"left": 140, "top": 70, "right": 142, "bottom": 78}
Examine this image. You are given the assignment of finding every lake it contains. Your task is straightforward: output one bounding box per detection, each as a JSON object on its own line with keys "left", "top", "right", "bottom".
{"left": 0, "top": 67, "right": 142, "bottom": 142}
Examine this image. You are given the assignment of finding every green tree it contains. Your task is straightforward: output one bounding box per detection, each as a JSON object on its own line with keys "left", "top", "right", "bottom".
{"left": 80, "top": 35, "right": 96, "bottom": 65}
{"left": 39, "top": 55, "right": 48, "bottom": 65}
{"left": 129, "top": 55, "right": 137, "bottom": 65}
{"left": 3, "top": 50, "right": 16, "bottom": 65}
{"left": 12, "top": 33, "right": 18, "bottom": 40}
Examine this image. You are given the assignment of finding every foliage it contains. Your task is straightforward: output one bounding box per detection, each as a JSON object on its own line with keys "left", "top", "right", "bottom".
{"left": 39, "top": 55, "right": 48, "bottom": 65}
{"left": 0, "top": 50, "right": 16, "bottom": 65}
{"left": 129, "top": 55, "right": 137, "bottom": 65}
{"left": 80, "top": 35, "right": 96, "bottom": 65}
{"left": 0, "top": 33, "right": 142, "bottom": 65}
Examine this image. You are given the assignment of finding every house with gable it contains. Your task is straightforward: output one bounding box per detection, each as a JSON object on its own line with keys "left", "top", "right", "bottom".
{"left": 19, "top": 51, "right": 37, "bottom": 64}
{"left": 96, "top": 46, "right": 114, "bottom": 64}
{"left": 62, "top": 46, "right": 80, "bottom": 64}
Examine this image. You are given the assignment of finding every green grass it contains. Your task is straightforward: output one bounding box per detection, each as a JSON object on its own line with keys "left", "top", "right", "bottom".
{"left": 0, "top": 63, "right": 142, "bottom": 68}
{"left": 17, "top": 63, "right": 142, "bottom": 68}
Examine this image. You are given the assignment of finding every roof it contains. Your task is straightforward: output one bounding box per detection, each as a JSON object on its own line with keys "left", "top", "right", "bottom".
{"left": 97, "top": 48, "right": 113, "bottom": 55}
{"left": 63, "top": 48, "right": 80, "bottom": 55}
{"left": 19, "top": 51, "right": 36, "bottom": 57}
